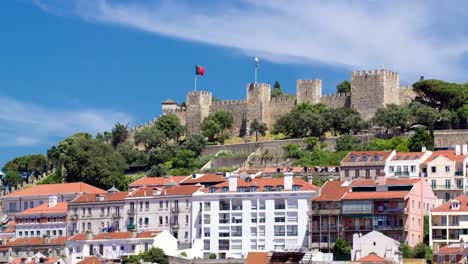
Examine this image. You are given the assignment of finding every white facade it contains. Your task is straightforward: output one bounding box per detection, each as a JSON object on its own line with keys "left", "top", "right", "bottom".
{"left": 65, "top": 230, "right": 177, "bottom": 264}
{"left": 352, "top": 231, "right": 402, "bottom": 263}
{"left": 384, "top": 151, "right": 432, "bottom": 178}
{"left": 190, "top": 175, "right": 315, "bottom": 259}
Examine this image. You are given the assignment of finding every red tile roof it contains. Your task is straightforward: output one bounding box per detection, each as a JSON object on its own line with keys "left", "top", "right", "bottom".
{"left": 391, "top": 152, "right": 425, "bottom": 161}
{"left": 49, "top": 236, "right": 70, "bottom": 245}
{"left": 72, "top": 192, "right": 128, "bottom": 203}
{"left": 432, "top": 195, "right": 468, "bottom": 212}
{"left": 181, "top": 174, "right": 226, "bottom": 185}
{"left": 342, "top": 191, "right": 408, "bottom": 200}
{"left": 162, "top": 185, "right": 202, "bottom": 195}
{"left": 3, "top": 182, "right": 106, "bottom": 198}
{"left": 425, "top": 150, "right": 467, "bottom": 163}
{"left": 208, "top": 177, "right": 317, "bottom": 192}
{"left": 71, "top": 231, "right": 163, "bottom": 241}
{"left": 2, "top": 221, "right": 17, "bottom": 233}
{"left": 69, "top": 233, "right": 87, "bottom": 241}
{"left": 129, "top": 176, "right": 189, "bottom": 187}
{"left": 262, "top": 166, "right": 304, "bottom": 174}
{"left": 350, "top": 178, "right": 420, "bottom": 187}
{"left": 7, "top": 237, "right": 45, "bottom": 246}
{"left": 245, "top": 252, "right": 268, "bottom": 264}
{"left": 358, "top": 252, "right": 387, "bottom": 263}
{"left": 342, "top": 151, "right": 393, "bottom": 163}
{"left": 17, "top": 202, "right": 67, "bottom": 215}
{"left": 77, "top": 256, "right": 104, "bottom": 264}
{"left": 313, "top": 181, "right": 350, "bottom": 201}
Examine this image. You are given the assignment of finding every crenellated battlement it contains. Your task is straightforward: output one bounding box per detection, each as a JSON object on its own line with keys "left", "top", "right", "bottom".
{"left": 352, "top": 69, "right": 399, "bottom": 77}
{"left": 270, "top": 96, "right": 297, "bottom": 104}
{"left": 163, "top": 108, "right": 186, "bottom": 113}
{"left": 212, "top": 99, "right": 247, "bottom": 106}
{"left": 400, "top": 85, "right": 412, "bottom": 90}
{"left": 187, "top": 90, "right": 212, "bottom": 96}
{"left": 297, "top": 79, "right": 321, "bottom": 85}
{"left": 322, "top": 92, "right": 350, "bottom": 99}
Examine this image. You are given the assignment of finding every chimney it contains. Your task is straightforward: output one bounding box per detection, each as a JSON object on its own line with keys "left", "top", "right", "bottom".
{"left": 421, "top": 145, "right": 427, "bottom": 152}
{"left": 460, "top": 239, "right": 465, "bottom": 251}
{"left": 131, "top": 230, "right": 137, "bottom": 238}
{"left": 284, "top": 172, "right": 293, "bottom": 190}
{"left": 462, "top": 144, "right": 467, "bottom": 155}
{"left": 229, "top": 173, "right": 238, "bottom": 192}
{"left": 433, "top": 243, "right": 440, "bottom": 253}
{"left": 456, "top": 145, "right": 461, "bottom": 155}
{"left": 376, "top": 174, "right": 385, "bottom": 185}
{"left": 85, "top": 231, "right": 93, "bottom": 240}
{"left": 48, "top": 195, "right": 58, "bottom": 208}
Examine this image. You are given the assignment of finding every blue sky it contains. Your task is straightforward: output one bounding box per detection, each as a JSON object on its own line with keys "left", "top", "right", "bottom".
{"left": 1, "top": 0, "right": 468, "bottom": 167}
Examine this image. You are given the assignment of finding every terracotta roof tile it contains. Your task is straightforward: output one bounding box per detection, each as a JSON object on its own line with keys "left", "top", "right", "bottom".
{"left": 358, "top": 252, "right": 387, "bottom": 262}
{"left": 432, "top": 195, "right": 468, "bottom": 213}
{"left": 3, "top": 182, "right": 105, "bottom": 198}
{"left": 72, "top": 192, "right": 129, "bottom": 203}
{"left": 77, "top": 256, "right": 104, "bottom": 264}
{"left": 129, "top": 176, "right": 190, "bottom": 187}
{"left": 245, "top": 252, "right": 268, "bottom": 264}
{"left": 72, "top": 231, "right": 163, "bottom": 241}
{"left": 350, "top": 178, "right": 420, "bottom": 187}
{"left": 342, "top": 151, "right": 393, "bottom": 163}
{"left": 49, "top": 236, "right": 70, "bottom": 245}
{"left": 17, "top": 202, "right": 67, "bottom": 215}
{"left": 425, "top": 150, "right": 467, "bottom": 163}
{"left": 69, "top": 233, "right": 87, "bottom": 241}
{"left": 7, "top": 237, "right": 44, "bottom": 246}
{"left": 436, "top": 244, "right": 468, "bottom": 255}
{"left": 342, "top": 191, "right": 408, "bottom": 200}
{"left": 181, "top": 174, "right": 226, "bottom": 185}
{"left": 162, "top": 185, "right": 202, "bottom": 195}
{"left": 208, "top": 177, "right": 317, "bottom": 192}
{"left": 391, "top": 152, "right": 425, "bottom": 161}
{"left": 127, "top": 187, "right": 160, "bottom": 198}
{"left": 313, "top": 181, "right": 349, "bottom": 201}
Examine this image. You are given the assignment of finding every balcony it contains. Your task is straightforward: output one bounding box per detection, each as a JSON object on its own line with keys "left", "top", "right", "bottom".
{"left": 171, "top": 207, "right": 180, "bottom": 213}
{"left": 275, "top": 204, "right": 286, "bottom": 210}
{"left": 432, "top": 235, "right": 448, "bottom": 240}
{"left": 127, "top": 209, "right": 135, "bottom": 215}
{"left": 394, "top": 171, "right": 410, "bottom": 176}
{"left": 127, "top": 224, "right": 135, "bottom": 230}
{"left": 374, "top": 207, "right": 404, "bottom": 214}
{"left": 274, "top": 232, "right": 285, "bottom": 236}
{"left": 373, "top": 225, "right": 404, "bottom": 231}
{"left": 203, "top": 219, "right": 210, "bottom": 225}
{"left": 344, "top": 225, "right": 373, "bottom": 232}
{"left": 219, "top": 233, "right": 230, "bottom": 237}
{"left": 204, "top": 232, "right": 210, "bottom": 237}
{"left": 220, "top": 205, "right": 230, "bottom": 211}
{"left": 231, "top": 205, "right": 242, "bottom": 211}
{"left": 70, "top": 214, "right": 78, "bottom": 221}
{"left": 433, "top": 185, "right": 462, "bottom": 190}
{"left": 219, "top": 219, "right": 229, "bottom": 224}
{"left": 112, "top": 213, "right": 121, "bottom": 218}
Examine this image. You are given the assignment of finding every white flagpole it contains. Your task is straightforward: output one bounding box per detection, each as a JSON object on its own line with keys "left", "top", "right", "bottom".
{"left": 254, "top": 57, "right": 259, "bottom": 83}
{"left": 194, "top": 74, "right": 197, "bottom": 91}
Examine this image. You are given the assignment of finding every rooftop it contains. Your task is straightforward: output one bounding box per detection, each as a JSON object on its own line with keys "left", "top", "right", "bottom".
{"left": 72, "top": 192, "right": 129, "bottom": 203}
{"left": 342, "top": 151, "right": 393, "bottom": 163}
{"left": 425, "top": 150, "right": 467, "bottom": 163}
{"left": 129, "top": 176, "right": 189, "bottom": 187}
{"left": 435, "top": 243, "right": 468, "bottom": 255}
{"left": 207, "top": 177, "right": 317, "bottom": 193}
{"left": 245, "top": 252, "right": 268, "bottom": 264}
{"left": 3, "top": 182, "right": 106, "bottom": 198}
{"left": 432, "top": 195, "right": 468, "bottom": 213}
{"left": 128, "top": 185, "right": 202, "bottom": 198}
{"left": 357, "top": 252, "right": 387, "bottom": 263}
{"left": 313, "top": 181, "right": 349, "bottom": 201}
{"left": 391, "top": 152, "right": 425, "bottom": 161}
{"left": 180, "top": 174, "right": 226, "bottom": 185}
{"left": 342, "top": 191, "right": 408, "bottom": 200}
{"left": 77, "top": 256, "right": 105, "bottom": 264}
{"left": 17, "top": 202, "right": 68, "bottom": 215}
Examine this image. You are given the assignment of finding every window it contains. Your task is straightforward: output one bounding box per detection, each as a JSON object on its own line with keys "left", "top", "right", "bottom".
{"left": 450, "top": 255, "right": 456, "bottom": 263}
{"left": 437, "top": 256, "right": 444, "bottom": 263}
{"left": 292, "top": 185, "right": 301, "bottom": 191}
{"left": 186, "top": 215, "right": 189, "bottom": 224}
{"left": 90, "top": 245, "right": 94, "bottom": 255}
{"left": 159, "top": 201, "right": 163, "bottom": 208}
{"left": 82, "top": 208, "right": 85, "bottom": 216}
{"left": 159, "top": 216, "right": 163, "bottom": 225}
{"left": 29, "top": 201, "right": 33, "bottom": 208}
{"left": 355, "top": 169, "right": 360, "bottom": 178}
{"left": 88, "top": 208, "right": 91, "bottom": 215}
{"left": 389, "top": 166, "right": 394, "bottom": 172}
{"left": 209, "top": 187, "right": 217, "bottom": 193}
{"left": 19, "top": 231, "right": 22, "bottom": 237}
{"left": 221, "top": 187, "right": 228, "bottom": 193}
{"left": 52, "top": 230, "right": 56, "bottom": 236}
{"left": 165, "top": 216, "right": 169, "bottom": 224}
{"left": 112, "top": 244, "right": 116, "bottom": 251}
{"left": 139, "top": 218, "right": 142, "bottom": 226}
{"left": 82, "top": 223, "right": 85, "bottom": 231}
{"left": 24, "top": 202, "right": 28, "bottom": 210}
{"left": 431, "top": 166, "right": 436, "bottom": 173}
{"left": 131, "top": 245, "right": 136, "bottom": 251}
{"left": 263, "top": 186, "right": 273, "bottom": 192}
{"left": 36, "top": 231, "right": 40, "bottom": 236}
{"left": 101, "top": 208, "right": 105, "bottom": 215}
{"left": 345, "top": 169, "right": 349, "bottom": 177}
{"left": 145, "top": 243, "right": 149, "bottom": 251}
{"left": 365, "top": 169, "right": 370, "bottom": 179}
{"left": 47, "top": 217, "right": 51, "bottom": 223}
{"left": 445, "top": 166, "right": 451, "bottom": 172}
{"left": 166, "top": 201, "right": 169, "bottom": 208}
{"left": 431, "top": 180, "right": 436, "bottom": 189}
{"left": 410, "top": 165, "right": 416, "bottom": 172}
{"left": 87, "top": 222, "right": 91, "bottom": 230}
{"left": 185, "top": 232, "right": 188, "bottom": 239}
{"left": 276, "top": 185, "right": 284, "bottom": 191}
{"left": 237, "top": 187, "right": 245, "bottom": 192}
{"left": 59, "top": 230, "right": 62, "bottom": 236}
{"left": 452, "top": 216, "right": 459, "bottom": 226}
{"left": 403, "top": 166, "right": 408, "bottom": 172}
{"left": 140, "top": 202, "right": 143, "bottom": 210}
{"left": 144, "top": 218, "right": 149, "bottom": 225}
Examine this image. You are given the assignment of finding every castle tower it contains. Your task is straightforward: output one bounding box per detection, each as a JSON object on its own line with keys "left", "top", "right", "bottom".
{"left": 246, "top": 83, "right": 271, "bottom": 133}
{"left": 351, "top": 69, "right": 400, "bottom": 120}
{"left": 186, "top": 91, "right": 212, "bottom": 135}
{"left": 297, "top": 79, "right": 322, "bottom": 104}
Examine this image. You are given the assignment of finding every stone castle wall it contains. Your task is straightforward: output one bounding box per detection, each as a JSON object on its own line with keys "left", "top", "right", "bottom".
{"left": 161, "top": 69, "right": 414, "bottom": 136}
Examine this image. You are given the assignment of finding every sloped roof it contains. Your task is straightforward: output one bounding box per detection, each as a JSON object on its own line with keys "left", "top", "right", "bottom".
{"left": 3, "top": 182, "right": 105, "bottom": 198}
{"left": 342, "top": 191, "right": 408, "bottom": 200}
{"left": 391, "top": 152, "right": 425, "bottom": 161}
{"left": 358, "top": 252, "right": 387, "bottom": 263}
{"left": 350, "top": 178, "right": 420, "bottom": 187}
{"left": 245, "top": 252, "right": 268, "bottom": 264}
{"left": 17, "top": 202, "right": 67, "bottom": 215}
{"left": 162, "top": 99, "right": 178, "bottom": 105}
{"left": 425, "top": 150, "right": 467, "bottom": 163}
{"left": 432, "top": 195, "right": 468, "bottom": 212}
{"left": 208, "top": 177, "right": 317, "bottom": 193}
{"left": 129, "top": 176, "right": 189, "bottom": 187}
{"left": 180, "top": 174, "right": 226, "bottom": 185}
{"left": 72, "top": 192, "right": 128, "bottom": 203}
{"left": 162, "top": 185, "right": 202, "bottom": 195}
{"left": 342, "top": 151, "right": 393, "bottom": 163}
{"left": 313, "top": 181, "right": 349, "bottom": 201}
{"left": 77, "top": 256, "right": 104, "bottom": 264}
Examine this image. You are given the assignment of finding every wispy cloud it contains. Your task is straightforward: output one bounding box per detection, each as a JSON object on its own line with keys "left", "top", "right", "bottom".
{"left": 34, "top": 0, "right": 468, "bottom": 81}
{"left": 0, "top": 96, "right": 132, "bottom": 147}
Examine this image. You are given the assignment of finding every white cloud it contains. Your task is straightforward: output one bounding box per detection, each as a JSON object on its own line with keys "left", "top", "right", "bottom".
{"left": 0, "top": 96, "right": 132, "bottom": 147}
{"left": 34, "top": 0, "right": 468, "bottom": 81}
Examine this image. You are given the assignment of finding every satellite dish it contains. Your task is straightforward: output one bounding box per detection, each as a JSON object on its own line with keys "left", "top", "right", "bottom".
{"left": 245, "top": 177, "right": 252, "bottom": 183}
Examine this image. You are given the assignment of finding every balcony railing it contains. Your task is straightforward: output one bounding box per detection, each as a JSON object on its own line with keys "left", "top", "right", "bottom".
{"left": 433, "top": 185, "right": 462, "bottom": 190}
{"left": 219, "top": 233, "right": 230, "bottom": 237}
{"left": 373, "top": 225, "right": 404, "bottom": 230}
{"left": 455, "top": 171, "right": 464, "bottom": 177}
{"left": 220, "top": 205, "right": 230, "bottom": 211}
{"left": 394, "top": 171, "right": 410, "bottom": 176}
{"left": 275, "top": 205, "right": 286, "bottom": 210}
{"left": 112, "top": 213, "right": 121, "bottom": 218}
{"left": 127, "top": 209, "right": 135, "bottom": 215}
{"left": 375, "top": 208, "right": 404, "bottom": 214}
{"left": 274, "top": 232, "right": 285, "bottom": 236}
{"left": 344, "top": 225, "right": 373, "bottom": 231}
{"left": 219, "top": 219, "right": 229, "bottom": 224}
{"left": 432, "top": 235, "right": 447, "bottom": 240}
{"left": 127, "top": 224, "right": 135, "bottom": 230}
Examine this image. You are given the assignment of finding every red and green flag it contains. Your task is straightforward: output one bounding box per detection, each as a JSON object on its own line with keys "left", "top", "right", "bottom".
{"left": 195, "top": 65, "right": 205, "bottom": 76}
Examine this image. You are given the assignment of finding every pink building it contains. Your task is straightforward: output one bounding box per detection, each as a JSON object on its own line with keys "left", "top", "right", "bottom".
{"left": 310, "top": 177, "right": 436, "bottom": 252}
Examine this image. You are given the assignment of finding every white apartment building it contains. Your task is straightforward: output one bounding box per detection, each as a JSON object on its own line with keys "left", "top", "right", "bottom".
{"left": 422, "top": 146, "right": 468, "bottom": 203}
{"left": 124, "top": 185, "right": 203, "bottom": 249}
{"left": 191, "top": 173, "right": 317, "bottom": 259}
{"left": 430, "top": 194, "right": 468, "bottom": 248}
{"left": 67, "top": 191, "right": 128, "bottom": 235}
{"left": 15, "top": 196, "right": 67, "bottom": 238}
{"left": 64, "top": 230, "right": 177, "bottom": 264}
{"left": 384, "top": 151, "right": 432, "bottom": 178}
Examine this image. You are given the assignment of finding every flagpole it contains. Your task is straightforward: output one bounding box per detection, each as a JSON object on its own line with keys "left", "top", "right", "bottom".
{"left": 255, "top": 65, "right": 257, "bottom": 84}
{"left": 194, "top": 74, "right": 197, "bottom": 91}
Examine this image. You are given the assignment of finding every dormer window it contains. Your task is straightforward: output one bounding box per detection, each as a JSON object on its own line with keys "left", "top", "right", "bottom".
{"left": 263, "top": 186, "right": 273, "bottom": 192}
{"left": 276, "top": 185, "right": 284, "bottom": 191}
{"left": 221, "top": 187, "right": 228, "bottom": 193}
{"left": 362, "top": 155, "right": 369, "bottom": 161}
{"left": 292, "top": 185, "right": 301, "bottom": 191}
{"left": 350, "top": 155, "right": 358, "bottom": 162}
{"left": 451, "top": 200, "right": 460, "bottom": 210}
{"left": 250, "top": 186, "right": 258, "bottom": 192}
{"left": 209, "top": 187, "right": 217, "bottom": 193}
{"left": 237, "top": 187, "right": 246, "bottom": 192}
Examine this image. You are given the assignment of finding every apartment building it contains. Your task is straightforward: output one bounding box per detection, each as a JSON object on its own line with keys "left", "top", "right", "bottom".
{"left": 64, "top": 230, "right": 177, "bottom": 264}
{"left": 14, "top": 196, "right": 67, "bottom": 238}
{"left": 0, "top": 236, "right": 68, "bottom": 262}
{"left": 311, "top": 177, "right": 436, "bottom": 251}
{"left": 191, "top": 173, "right": 317, "bottom": 259}
{"left": 0, "top": 182, "right": 105, "bottom": 217}
{"left": 432, "top": 242, "right": 468, "bottom": 264}
{"left": 67, "top": 191, "right": 128, "bottom": 235}
{"left": 340, "top": 151, "right": 396, "bottom": 181}
{"left": 422, "top": 147, "right": 468, "bottom": 203}
{"left": 430, "top": 195, "right": 468, "bottom": 248}
{"left": 384, "top": 151, "right": 432, "bottom": 178}
{"left": 180, "top": 174, "right": 226, "bottom": 186}
{"left": 124, "top": 185, "right": 203, "bottom": 249}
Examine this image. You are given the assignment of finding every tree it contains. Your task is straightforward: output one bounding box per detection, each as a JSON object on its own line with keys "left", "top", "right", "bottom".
{"left": 328, "top": 107, "right": 366, "bottom": 135}
{"left": 250, "top": 119, "right": 267, "bottom": 142}
{"left": 54, "top": 133, "right": 128, "bottom": 189}
{"left": 182, "top": 133, "right": 207, "bottom": 155}
{"left": 209, "top": 253, "right": 217, "bottom": 259}
{"left": 336, "top": 134, "right": 361, "bottom": 151}
{"left": 408, "top": 128, "right": 433, "bottom": 152}
{"left": 201, "top": 111, "right": 233, "bottom": 143}
{"left": 372, "top": 104, "right": 410, "bottom": 133}
{"left": 336, "top": 80, "right": 351, "bottom": 93}
{"left": 149, "top": 164, "right": 166, "bottom": 177}
{"left": 154, "top": 113, "right": 185, "bottom": 142}
{"left": 116, "top": 142, "right": 148, "bottom": 167}
{"left": 2, "top": 154, "right": 49, "bottom": 183}
{"left": 122, "top": 247, "right": 168, "bottom": 264}
{"left": 111, "top": 122, "right": 130, "bottom": 147}
{"left": 271, "top": 80, "right": 284, "bottom": 97}
{"left": 148, "top": 143, "right": 178, "bottom": 166}
{"left": 273, "top": 103, "right": 329, "bottom": 138}
{"left": 134, "top": 125, "right": 165, "bottom": 150}
{"left": 333, "top": 237, "right": 351, "bottom": 260}
{"left": 409, "top": 102, "right": 439, "bottom": 129}
{"left": 3, "top": 170, "right": 23, "bottom": 188}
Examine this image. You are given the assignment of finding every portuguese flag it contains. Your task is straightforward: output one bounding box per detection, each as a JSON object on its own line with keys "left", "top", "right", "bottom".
{"left": 195, "top": 65, "right": 205, "bottom": 76}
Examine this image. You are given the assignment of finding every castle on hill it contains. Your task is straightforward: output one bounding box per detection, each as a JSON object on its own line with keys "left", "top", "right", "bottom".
{"left": 161, "top": 69, "right": 416, "bottom": 136}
